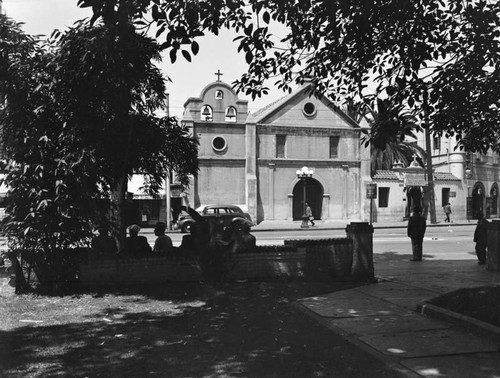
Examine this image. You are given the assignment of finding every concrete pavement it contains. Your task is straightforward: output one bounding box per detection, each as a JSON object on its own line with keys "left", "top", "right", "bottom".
{"left": 244, "top": 218, "right": 500, "bottom": 376}
{"left": 291, "top": 222, "right": 500, "bottom": 377}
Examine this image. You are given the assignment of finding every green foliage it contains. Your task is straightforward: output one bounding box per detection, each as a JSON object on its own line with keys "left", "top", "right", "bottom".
{"left": 359, "top": 97, "right": 426, "bottom": 173}
{"left": 80, "top": 0, "right": 500, "bottom": 153}
{"left": 49, "top": 21, "right": 198, "bottom": 189}
{"left": 0, "top": 11, "right": 198, "bottom": 289}
{"left": 0, "top": 14, "right": 97, "bottom": 255}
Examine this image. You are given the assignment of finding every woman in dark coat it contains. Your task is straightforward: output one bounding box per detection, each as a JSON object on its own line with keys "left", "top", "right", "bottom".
{"left": 407, "top": 205, "right": 427, "bottom": 261}
{"left": 473, "top": 212, "right": 488, "bottom": 265}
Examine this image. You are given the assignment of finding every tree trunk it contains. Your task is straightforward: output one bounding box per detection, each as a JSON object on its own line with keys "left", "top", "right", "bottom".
{"left": 423, "top": 94, "right": 437, "bottom": 224}
{"left": 6, "top": 252, "right": 29, "bottom": 294}
{"left": 111, "top": 175, "right": 128, "bottom": 251}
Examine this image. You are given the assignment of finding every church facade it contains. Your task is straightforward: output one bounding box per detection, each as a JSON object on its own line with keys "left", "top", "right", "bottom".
{"left": 181, "top": 80, "right": 372, "bottom": 224}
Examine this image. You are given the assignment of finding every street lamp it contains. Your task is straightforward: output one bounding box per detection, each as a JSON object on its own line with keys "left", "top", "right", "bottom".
{"left": 296, "top": 166, "right": 314, "bottom": 229}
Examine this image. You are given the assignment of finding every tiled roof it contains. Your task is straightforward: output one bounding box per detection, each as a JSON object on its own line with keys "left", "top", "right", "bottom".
{"left": 372, "top": 170, "right": 399, "bottom": 180}
{"left": 373, "top": 170, "right": 461, "bottom": 185}
{"left": 434, "top": 172, "right": 461, "bottom": 181}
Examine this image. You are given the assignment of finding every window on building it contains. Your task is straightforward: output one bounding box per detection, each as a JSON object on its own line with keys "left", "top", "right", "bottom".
{"left": 378, "top": 187, "right": 390, "bottom": 208}
{"left": 215, "top": 90, "right": 223, "bottom": 99}
{"left": 211, "top": 136, "right": 227, "bottom": 152}
{"left": 433, "top": 136, "right": 441, "bottom": 150}
{"left": 276, "top": 135, "right": 286, "bottom": 158}
{"left": 303, "top": 102, "right": 316, "bottom": 117}
{"left": 491, "top": 185, "right": 498, "bottom": 215}
{"left": 329, "top": 136, "right": 340, "bottom": 158}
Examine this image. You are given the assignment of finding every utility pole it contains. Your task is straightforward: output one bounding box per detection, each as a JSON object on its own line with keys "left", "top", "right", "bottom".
{"left": 165, "top": 170, "right": 171, "bottom": 230}
{"left": 423, "top": 91, "right": 437, "bottom": 224}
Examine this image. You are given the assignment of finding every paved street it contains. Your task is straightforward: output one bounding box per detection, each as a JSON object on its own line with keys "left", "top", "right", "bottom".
{"left": 157, "top": 222, "right": 480, "bottom": 263}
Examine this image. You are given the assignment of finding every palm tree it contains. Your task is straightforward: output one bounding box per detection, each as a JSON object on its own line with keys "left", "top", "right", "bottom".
{"left": 357, "top": 97, "right": 426, "bottom": 174}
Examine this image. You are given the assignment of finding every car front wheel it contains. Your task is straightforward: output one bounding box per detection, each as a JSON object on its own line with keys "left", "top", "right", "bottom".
{"left": 182, "top": 222, "right": 193, "bottom": 233}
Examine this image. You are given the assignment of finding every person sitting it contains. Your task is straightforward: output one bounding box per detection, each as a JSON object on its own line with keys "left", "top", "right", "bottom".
{"left": 153, "top": 222, "right": 173, "bottom": 256}
{"left": 91, "top": 225, "right": 118, "bottom": 258}
{"left": 230, "top": 218, "right": 256, "bottom": 253}
{"left": 179, "top": 224, "right": 198, "bottom": 257}
{"left": 122, "top": 224, "right": 152, "bottom": 258}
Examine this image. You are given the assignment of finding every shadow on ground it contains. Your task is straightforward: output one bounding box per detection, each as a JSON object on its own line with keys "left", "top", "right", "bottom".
{"left": 0, "top": 280, "right": 405, "bottom": 378}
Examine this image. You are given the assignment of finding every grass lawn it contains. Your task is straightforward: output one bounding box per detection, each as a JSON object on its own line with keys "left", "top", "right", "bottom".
{"left": 0, "top": 270, "right": 404, "bottom": 378}
{"left": 428, "top": 285, "right": 500, "bottom": 328}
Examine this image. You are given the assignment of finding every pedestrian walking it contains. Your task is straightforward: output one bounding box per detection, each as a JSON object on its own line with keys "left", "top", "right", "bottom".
{"left": 443, "top": 202, "right": 452, "bottom": 222}
{"left": 407, "top": 205, "right": 426, "bottom": 261}
{"left": 305, "top": 203, "right": 315, "bottom": 226}
{"left": 473, "top": 212, "right": 488, "bottom": 265}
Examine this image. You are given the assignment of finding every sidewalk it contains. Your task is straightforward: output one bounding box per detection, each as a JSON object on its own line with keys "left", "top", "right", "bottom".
{"left": 250, "top": 218, "right": 476, "bottom": 232}
{"left": 298, "top": 256, "right": 500, "bottom": 377}
{"left": 248, "top": 217, "right": 500, "bottom": 376}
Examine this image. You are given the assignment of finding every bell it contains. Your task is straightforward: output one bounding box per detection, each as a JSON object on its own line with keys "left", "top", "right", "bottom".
{"left": 202, "top": 106, "right": 212, "bottom": 120}
{"left": 226, "top": 106, "right": 236, "bottom": 119}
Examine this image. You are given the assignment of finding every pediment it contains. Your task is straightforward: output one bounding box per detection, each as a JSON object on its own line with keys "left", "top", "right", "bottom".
{"left": 252, "top": 85, "right": 360, "bottom": 130}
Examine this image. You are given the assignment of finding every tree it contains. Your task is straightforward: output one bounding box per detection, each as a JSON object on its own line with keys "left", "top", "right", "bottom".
{"left": 0, "top": 14, "right": 101, "bottom": 291}
{"left": 80, "top": 0, "right": 500, "bottom": 154}
{"left": 360, "top": 98, "right": 426, "bottom": 174}
{"left": 0, "top": 11, "right": 198, "bottom": 291}
{"left": 50, "top": 17, "right": 198, "bottom": 245}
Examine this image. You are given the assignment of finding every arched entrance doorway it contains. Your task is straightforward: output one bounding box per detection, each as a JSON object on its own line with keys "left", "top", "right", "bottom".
{"left": 405, "top": 186, "right": 423, "bottom": 218}
{"left": 490, "top": 184, "right": 498, "bottom": 218}
{"left": 292, "top": 178, "right": 323, "bottom": 220}
{"left": 472, "top": 182, "right": 485, "bottom": 219}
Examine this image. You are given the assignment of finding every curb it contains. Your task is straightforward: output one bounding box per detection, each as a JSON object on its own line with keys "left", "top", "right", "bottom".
{"left": 417, "top": 302, "right": 500, "bottom": 339}
{"left": 252, "top": 222, "right": 474, "bottom": 233}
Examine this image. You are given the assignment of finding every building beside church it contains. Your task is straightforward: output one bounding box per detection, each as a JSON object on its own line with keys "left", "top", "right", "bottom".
{"left": 181, "top": 78, "right": 372, "bottom": 224}
{"left": 371, "top": 133, "right": 500, "bottom": 222}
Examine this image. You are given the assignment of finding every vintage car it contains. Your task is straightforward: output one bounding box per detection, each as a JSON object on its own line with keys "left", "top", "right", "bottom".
{"left": 177, "top": 204, "right": 253, "bottom": 233}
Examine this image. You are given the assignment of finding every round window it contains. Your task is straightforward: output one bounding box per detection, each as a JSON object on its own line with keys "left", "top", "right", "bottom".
{"left": 303, "top": 102, "right": 316, "bottom": 117}
{"left": 211, "top": 136, "right": 227, "bottom": 152}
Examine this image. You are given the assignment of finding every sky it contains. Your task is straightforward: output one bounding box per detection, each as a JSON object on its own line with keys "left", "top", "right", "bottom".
{"left": 3, "top": 0, "right": 292, "bottom": 119}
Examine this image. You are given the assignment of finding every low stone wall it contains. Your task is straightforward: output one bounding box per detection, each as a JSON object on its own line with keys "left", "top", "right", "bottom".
{"left": 285, "top": 238, "right": 353, "bottom": 281}
{"left": 79, "top": 257, "right": 203, "bottom": 287}
{"left": 79, "top": 238, "right": 356, "bottom": 287}
{"left": 227, "top": 245, "right": 306, "bottom": 280}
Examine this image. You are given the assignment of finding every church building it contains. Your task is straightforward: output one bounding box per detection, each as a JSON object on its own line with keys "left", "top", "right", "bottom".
{"left": 181, "top": 77, "right": 372, "bottom": 224}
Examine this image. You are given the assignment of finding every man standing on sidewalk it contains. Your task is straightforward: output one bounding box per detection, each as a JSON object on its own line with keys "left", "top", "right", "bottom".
{"left": 407, "top": 205, "right": 427, "bottom": 261}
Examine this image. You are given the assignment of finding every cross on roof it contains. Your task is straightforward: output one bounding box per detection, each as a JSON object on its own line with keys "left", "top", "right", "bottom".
{"left": 214, "top": 69, "right": 223, "bottom": 81}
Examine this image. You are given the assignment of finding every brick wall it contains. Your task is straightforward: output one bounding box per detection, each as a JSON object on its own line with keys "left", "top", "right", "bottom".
{"left": 79, "top": 238, "right": 355, "bottom": 287}
{"left": 79, "top": 257, "right": 203, "bottom": 287}
{"left": 228, "top": 245, "right": 306, "bottom": 279}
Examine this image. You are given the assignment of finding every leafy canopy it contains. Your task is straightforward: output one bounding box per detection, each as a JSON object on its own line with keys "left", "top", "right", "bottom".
{"left": 80, "top": 0, "right": 500, "bottom": 153}
{"left": 0, "top": 12, "right": 198, "bottom": 258}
